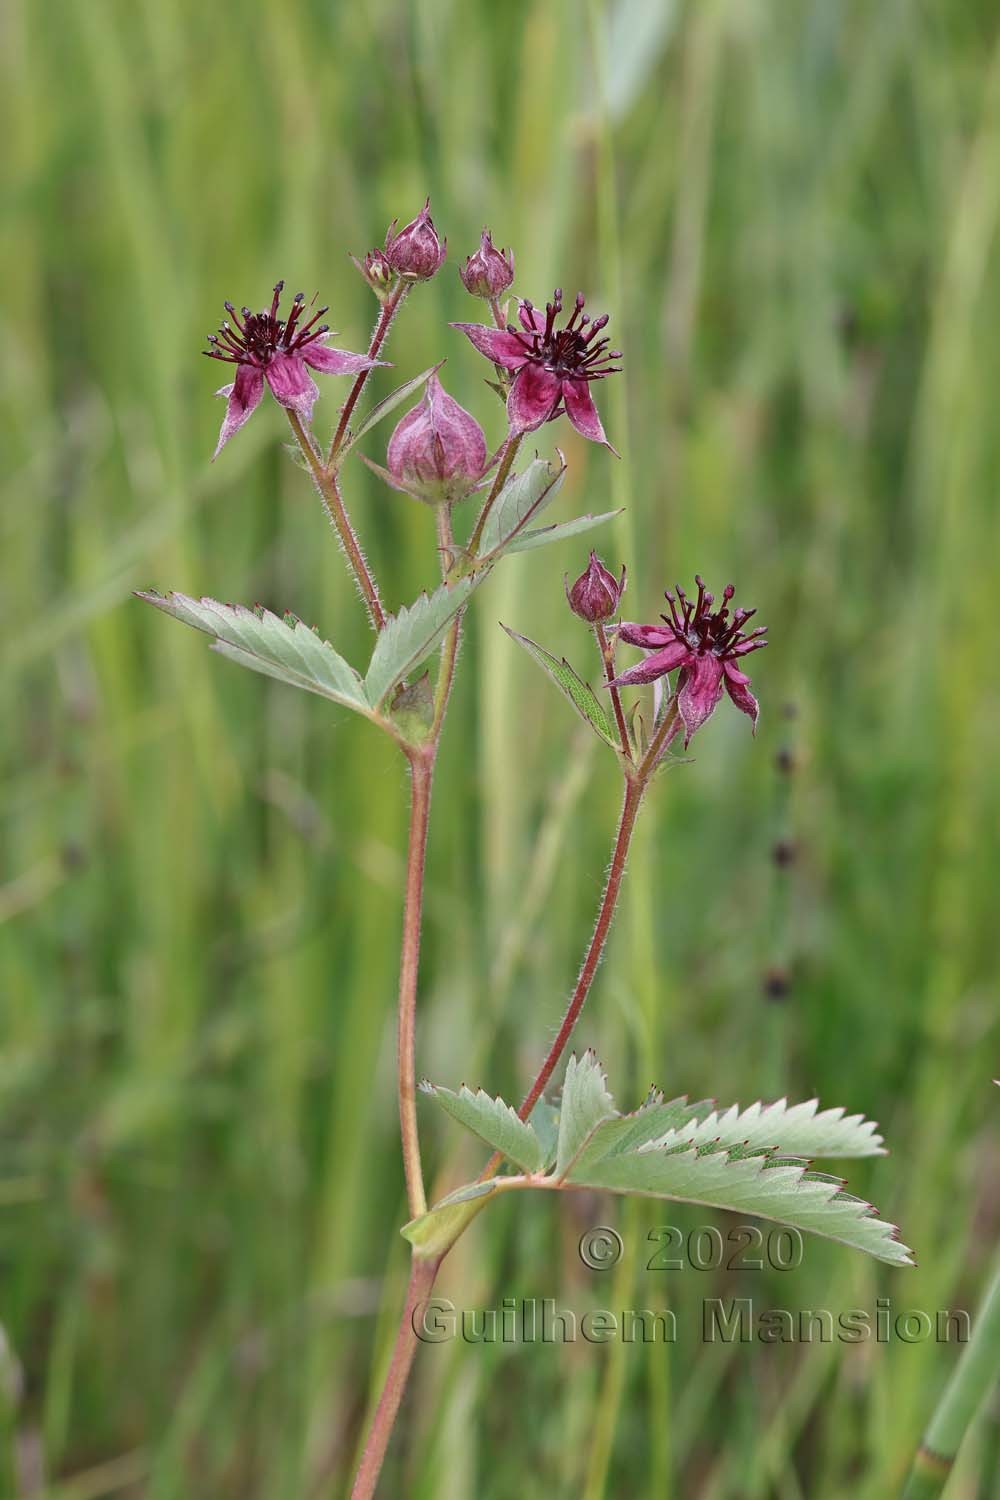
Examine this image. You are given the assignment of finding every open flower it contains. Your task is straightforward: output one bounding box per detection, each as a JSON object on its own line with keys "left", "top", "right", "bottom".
{"left": 452, "top": 289, "right": 622, "bottom": 449}
{"left": 204, "top": 282, "right": 384, "bottom": 458}
{"left": 610, "top": 578, "right": 768, "bottom": 743}
{"left": 385, "top": 373, "right": 487, "bottom": 505}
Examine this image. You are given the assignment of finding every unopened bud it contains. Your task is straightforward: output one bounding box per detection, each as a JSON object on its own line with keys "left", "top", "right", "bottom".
{"left": 386, "top": 373, "right": 486, "bottom": 505}
{"left": 566, "top": 552, "right": 626, "bottom": 622}
{"left": 351, "top": 247, "right": 395, "bottom": 301}
{"left": 460, "top": 228, "right": 515, "bottom": 299}
{"left": 383, "top": 199, "right": 446, "bottom": 282}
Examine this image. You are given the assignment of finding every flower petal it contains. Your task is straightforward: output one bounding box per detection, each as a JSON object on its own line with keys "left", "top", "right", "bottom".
{"left": 213, "top": 364, "right": 264, "bottom": 459}
{"left": 608, "top": 643, "right": 693, "bottom": 687}
{"left": 617, "top": 621, "right": 679, "bottom": 649}
{"left": 265, "top": 351, "right": 321, "bottom": 420}
{"left": 676, "top": 653, "right": 725, "bottom": 744}
{"left": 517, "top": 301, "right": 546, "bottom": 335}
{"left": 302, "top": 341, "right": 386, "bottom": 376}
{"left": 450, "top": 323, "right": 527, "bottom": 369}
{"left": 723, "top": 660, "right": 760, "bottom": 732}
{"left": 506, "top": 363, "right": 561, "bottom": 433}
{"left": 563, "top": 378, "right": 615, "bottom": 450}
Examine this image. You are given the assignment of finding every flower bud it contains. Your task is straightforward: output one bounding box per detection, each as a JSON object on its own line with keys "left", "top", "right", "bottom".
{"left": 351, "top": 247, "right": 395, "bottom": 301}
{"left": 460, "top": 228, "right": 515, "bottom": 300}
{"left": 386, "top": 373, "right": 486, "bottom": 505}
{"left": 383, "top": 199, "right": 447, "bottom": 282}
{"left": 566, "top": 552, "right": 626, "bottom": 622}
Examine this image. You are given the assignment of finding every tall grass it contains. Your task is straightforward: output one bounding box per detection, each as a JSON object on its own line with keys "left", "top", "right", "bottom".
{"left": 2, "top": 0, "right": 999, "bottom": 1494}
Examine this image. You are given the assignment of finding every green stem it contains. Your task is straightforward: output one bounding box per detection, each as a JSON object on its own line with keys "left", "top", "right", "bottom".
{"left": 397, "top": 751, "right": 433, "bottom": 1222}
{"left": 286, "top": 410, "right": 386, "bottom": 631}
{"left": 329, "top": 281, "right": 410, "bottom": 466}
{"left": 903, "top": 1261, "right": 1000, "bottom": 1498}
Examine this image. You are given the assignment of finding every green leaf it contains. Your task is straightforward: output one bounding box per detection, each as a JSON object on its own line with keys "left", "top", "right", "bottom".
{"left": 555, "top": 1050, "right": 618, "bottom": 1178}
{"left": 477, "top": 455, "right": 567, "bottom": 558}
{"left": 643, "top": 1097, "right": 886, "bottom": 1160}
{"left": 136, "top": 593, "right": 370, "bottom": 713}
{"left": 365, "top": 575, "right": 480, "bottom": 709}
{"left": 567, "top": 1141, "right": 912, "bottom": 1266}
{"left": 420, "top": 1081, "right": 546, "bottom": 1173}
{"left": 568, "top": 1090, "right": 713, "bottom": 1174}
{"left": 400, "top": 1179, "right": 502, "bottom": 1256}
{"left": 503, "top": 627, "right": 620, "bottom": 749}
{"left": 334, "top": 362, "right": 443, "bottom": 463}
{"left": 503, "top": 510, "right": 622, "bottom": 555}
{"left": 529, "top": 1098, "right": 560, "bottom": 1170}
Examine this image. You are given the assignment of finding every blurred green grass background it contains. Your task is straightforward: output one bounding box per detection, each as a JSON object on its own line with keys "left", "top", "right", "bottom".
{"left": 2, "top": 0, "right": 1000, "bottom": 1495}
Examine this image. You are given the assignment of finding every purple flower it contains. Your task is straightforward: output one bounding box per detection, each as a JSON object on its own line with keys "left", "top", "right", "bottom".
{"left": 383, "top": 199, "right": 447, "bottom": 282}
{"left": 460, "top": 228, "right": 515, "bottom": 300}
{"left": 566, "top": 552, "right": 626, "bottom": 622}
{"left": 385, "top": 373, "right": 487, "bottom": 505}
{"left": 204, "top": 282, "right": 384, "bottom": 458}
{"left": 452, "top": 289, "right": 622, "bottom": 449}
{"left": 610, "top": 577, "right": 768, "bottom": 744}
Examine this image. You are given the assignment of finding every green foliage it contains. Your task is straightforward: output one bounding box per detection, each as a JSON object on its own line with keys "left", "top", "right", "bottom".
{"left": 502, "top": 509, "right": 621, "bottom": 554}
{"left": 364, "top": 575, "right": 481, "bottom": 708}
{"left": 136, "top": 592, "right": 371, "bottom": 713}
{"left": 416, "top": 1052, "right": 913, "bottom": 1267}
{"left": 418, "top": 1081, "right": 547, "bottom": 1172}
{"left": 502, "top": 627, "right": 621, "bottom": 748}
{"left": 476, "top": 454, "right": 566, "bottom": 557}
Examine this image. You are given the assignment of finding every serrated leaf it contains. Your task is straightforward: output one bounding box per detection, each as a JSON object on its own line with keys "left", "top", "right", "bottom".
{"left": 643, "top": 1097, "right": 886, "bottom": 1160}
{"left": 503, "top": 510, "right": 622, "bottom": 555}
{"left": 136, "top": 593, "right": 370, "bottom": 713}
{"left": 334, "top": 363, "right": 443, "bottom": 463}
{"left": 477, "top": 455, "right": 567, "bottom": 558}
{"left": 420, "top": 1082, "right": 546, "bottom": 1173}
{"left": 567, "top": 1143, "right": 912, "bottom": 1265}
{"left": 365, "top": 575, "right": 480, "bottom": 709}
{"left": 503, "top": 627, "right": 620, "bottom": 749}
{"left": 569, "top": 1093, "right": 714, "bottom": 1174}
{"left": 400, "top": 1179, "right": 502, "bottom": 1255}
{"left": 555, "top": 1050, "right": 618, "bottom": 1178}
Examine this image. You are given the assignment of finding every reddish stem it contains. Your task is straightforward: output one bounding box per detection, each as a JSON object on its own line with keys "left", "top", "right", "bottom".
{"left": 286, "top": 409, "right": 386, "bottom": 631}
{"left": 514, "top": 773, "right": 645, "bottom": 1125}
{"left": 594, "top": 619, "right": 631, "bottom": 760}
{"left": 350, "top": 1254, "right": 441, "bottom": 1500}
{"left": 329, "top": 282, "right": 410, "bottom": 465}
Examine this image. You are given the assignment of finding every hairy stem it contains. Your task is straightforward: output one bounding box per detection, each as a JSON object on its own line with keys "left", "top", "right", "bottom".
{"left": 286, "top": 410, "right": 386, "bottom": 631}
{"left": 903, "top": 1260, "right": 1000, "bottom": 1498}
{"left": 398, "top": 752, "right": 434, "bottom": 1221}
{"left": 512, "top": 773, "right": 645, "bottom": 1126}
{"left": 478, "top": 698, "right": 681, "bottom": 1177}
{"left": 351, "top": 1253, "right": 441, "bottom": 1500}
{"left": 329, "top": 281, "right": 410, "bottom": 465}
{"left": 594, "top": 620, "right": 631, "bottom": 760}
